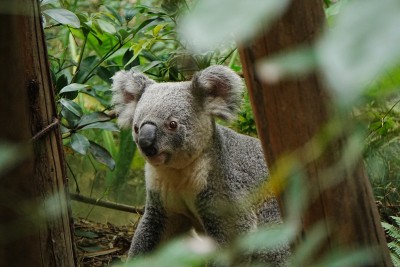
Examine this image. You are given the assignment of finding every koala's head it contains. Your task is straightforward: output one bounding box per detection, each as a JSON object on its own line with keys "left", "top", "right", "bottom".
{"left": 111, "top": 65, "right": 243, "bottom": 169}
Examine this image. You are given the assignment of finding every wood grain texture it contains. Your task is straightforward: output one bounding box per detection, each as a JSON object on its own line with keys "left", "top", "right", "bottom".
{"left": 0, "top": 0, "right": 76, "bottom": 266}
{"left": 239, "top": 0, "right": 392, "bottom": 265}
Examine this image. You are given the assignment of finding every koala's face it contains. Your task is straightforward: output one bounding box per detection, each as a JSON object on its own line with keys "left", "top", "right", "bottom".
{"left": 112, "top": 65, "right": 243, "bottom": 169}
{"left": 132, "top": 82, "right": 211, "bottom": 167}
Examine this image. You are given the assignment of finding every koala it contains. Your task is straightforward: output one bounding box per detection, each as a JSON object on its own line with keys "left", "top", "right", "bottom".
{"left": 111, "top": 65, "right": 289, "bottom": 266}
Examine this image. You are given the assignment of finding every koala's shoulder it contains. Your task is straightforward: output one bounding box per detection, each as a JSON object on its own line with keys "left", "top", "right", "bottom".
{"left": 215, "top": 125, "right": 267, "bottom": 180}
{"left": 216, "top": 125, "right": 264, "bottom": 159}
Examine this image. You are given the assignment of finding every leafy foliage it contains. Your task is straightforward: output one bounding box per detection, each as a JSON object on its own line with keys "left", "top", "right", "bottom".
{"left": 382, "top": 216, "right": 400, "bottom": 266}
{"left": 233, "top": 91, "right": 257, "bottom": 136}
{"left": 44, "top": 0, "right": 239, "bottom": 199}
{"left": 43, "top": 0, "right": 400, "bottom": 265}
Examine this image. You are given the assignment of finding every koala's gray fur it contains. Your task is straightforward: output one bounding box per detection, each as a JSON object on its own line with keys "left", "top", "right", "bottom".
{"left": 111, "top": 65, "right": 289, "bottom": 266}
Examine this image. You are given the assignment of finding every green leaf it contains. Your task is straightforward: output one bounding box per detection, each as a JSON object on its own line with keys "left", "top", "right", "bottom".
{"left": 81, "top": 122, "right": 119, "bottom": 132}
{"left": 152, "top": 24, "right": 166, "bottom": 37}
{"left": 106, "top": 129, "right": 136, "bottom": 188}
{"left": 70, "top": 133, "right": 90, "bottom": 155}
{"left": 40, "top": 0, "right": 58, "bottom": 6}
{"left": 89, "top": 141, "right": 115, "bottom": 170}
{"left": 126, "top": 39, "right": 151, "bottom": 67}
{"left": 132, "top": 18, "right": 158, "bottom": 36}
{"left": 238, "top": 224, "right": 296, "bottom": 252}
{"left": 0, "top": 142, "right": 22, "bottom": 176}
{"left": 131, "top": 61, "right": 163, "bottom": 74}
{"left": 74, "top": 229, "right": 99, "bottom": 239}
{"left": 105, "top": 6, "right": 124, "bottom": 26}
{"left": 60, "top": 98, "right": 83, "bottom": 117}
{"left": 325, "top": 0, "right": 350, "bottom": 20}
{"left": 101, "top": 130, "right": 117, "bottom": 159}
{"left": 60, "top": 124, "right": 69, "bottom": 134}
{"left": 96, "top": 66, "right": 114, "bottom": 84}
{"left": 123, "top": 49, "right": 139, "bottom": 69}
{"left": 42, "top": 8, "right": 80, "bottom": 28}
{"left": 258, "top": 46, "right": 316, "bottom": 83}
{"left": 97, "top": 19, "right": 116, "bottom": 34}
{"left": 125, "top": 9, "right": 138, "bottom": 22}
{"left": 179, "top": 0, "right": 290, "bottom": 52}
{"left": 61, "top": 106, "right": 80, "bottom": 128}
{"left": 59, "top": 83, "right": 89, "bottom": 94}
{"left": 55, "top": 74, "right": 69, "bottom": 92}
{"left": 77, "top": 112, "right": 111, "bottom": 128}
{"left": 316, "top": 0, "right": 400, "bottom": 105}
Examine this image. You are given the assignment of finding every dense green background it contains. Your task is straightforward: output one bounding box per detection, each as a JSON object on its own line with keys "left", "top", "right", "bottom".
{"left": 38, "top": 0, "right": 400, "bottom": 265}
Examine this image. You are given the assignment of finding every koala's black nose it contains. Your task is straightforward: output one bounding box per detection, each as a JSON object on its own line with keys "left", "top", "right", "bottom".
{"left": 138, "top": 123, "right": 158, "bottom": 157}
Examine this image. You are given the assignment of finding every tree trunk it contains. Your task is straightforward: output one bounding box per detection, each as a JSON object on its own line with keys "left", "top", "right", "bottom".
{"left": 0, "top": 1, "right": 76, "bottom": 266}
{"left": 239, "top": 0, "right": 392, "bottom": 265}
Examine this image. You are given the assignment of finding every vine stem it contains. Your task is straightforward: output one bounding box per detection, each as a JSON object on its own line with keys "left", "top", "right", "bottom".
{"left": 71, "top": 32, "right": 88, "bottom": 83}
{"left": 366, "top": 98, "right": 400, "bottom": 140}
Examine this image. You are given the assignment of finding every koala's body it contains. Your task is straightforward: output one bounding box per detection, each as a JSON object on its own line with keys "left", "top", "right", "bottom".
{"left": 112, "top": 65, "right": 289, "bottom": 266}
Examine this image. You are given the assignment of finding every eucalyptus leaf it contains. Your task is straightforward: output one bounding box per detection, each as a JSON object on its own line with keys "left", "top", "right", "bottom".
{"left": 60, "top": 124, "right": 69, "bottom": 134}
{"left": 123, "top": 49, "right": 140, "bottom": 70}
{"left": 107, "top": 129, "right": 136, "bottom": 188}
{"left": 179, "top": 0, "right": 289, "bottom": 52}
{"left": 81, "top": 122, "right": 119, "bottom": 132}
{"left": 325, "top": 0, "right": 350, "bottom": 20}
{"left": 238, "top": 224, "right": 296, "bottom": 252}
{"left": 96, "top": 66, "right": 113, "bottom": 84}
{"left": 59, "top": 83, "right": 89, "bottom": 94}
{"left": 40, "top": 0, "right": 58, "bottom": 6}
{"left": 317, "top": 0, "right": 400, "bottom": 105}
{"left": 55, "top": 74, "right": 69, "bottom": 92}
{"left": 74, "top": 229, "right": 99, "bottom": 239}
{"left": 132, "top": 61, "right": 162, "bottom": 74}
{"left": 77, "top": 112, "right": 111, "bottom": 128}
{"left": 97, "top": 19, "right": 116, "bottom": 34}
{"left": 42, "top": 8, "right": 80, "bottom": 28}
{"left": 0, "top": 142, "right": 22, "bottom": 176}
{"left": 258, "top": 46, "right": 316, "bottom": 83}
{"left": 125, "top": 9, "right": 138, "bottom": 22}
{"left": 70, "top": 133, "right": 90, "bottom": 155}
{"left": 60, "top": 106, "right": 80, "bottom": 128}
{"left": 89, "top": 141, "right": 115, "bottom": 170}
{"left": 105, "top": 6, "right": 123, "bottom": 26}
{"left": 60, "top": 98, "right": 83, "bottom": 117}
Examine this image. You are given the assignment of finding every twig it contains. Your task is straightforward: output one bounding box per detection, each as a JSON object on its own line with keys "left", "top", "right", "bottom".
{"left": 67, "top": 162, "right": 80, "bottom": 194}
{"left": 31, "top": 118, "right": 59, "bottom": 141}
{"left": 70, "top": 193, "right": 144, "bottom": 215}
{"left": 366, "top": 98, "right": 400, "bottom": 140}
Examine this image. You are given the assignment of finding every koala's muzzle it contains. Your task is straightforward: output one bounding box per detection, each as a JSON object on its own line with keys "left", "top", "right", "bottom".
{"left": 138, "top": 123, "right": 158, "bottom": 157}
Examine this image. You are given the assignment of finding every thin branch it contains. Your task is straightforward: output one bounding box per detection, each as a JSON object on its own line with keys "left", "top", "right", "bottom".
{"left": 67, "top": 161, "right": 80, "bottom": 194}
{"left": 71, "top": 32, "right": 89, "bottom": 83}
{"left": 70, "top": 193, "right": 144, "bottom": 215}
{"left": 31, "top": 118, "right": 59, "bottom": 141}
{"left": 367, "top": 98, "right": 400, "bottom": 140}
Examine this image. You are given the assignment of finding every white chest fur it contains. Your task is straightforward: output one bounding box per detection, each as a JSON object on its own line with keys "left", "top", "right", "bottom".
{"left": 145, "top": 155, "right": 210, "bottom": 219}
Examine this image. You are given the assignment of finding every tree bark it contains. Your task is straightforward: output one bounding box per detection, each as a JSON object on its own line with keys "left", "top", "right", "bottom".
{"left": 0, "top": 1, "right": 76, "bottom": 266}
{"left": 239, "top": 0, "right": 392, "bottom": 265}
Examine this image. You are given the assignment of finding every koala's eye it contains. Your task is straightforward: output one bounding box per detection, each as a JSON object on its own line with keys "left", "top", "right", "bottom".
{"left": 134, "top": 125, "right": 139, "bottom": 134}
{"left": 168, "top": 121, "right": 178, "bottom": 130}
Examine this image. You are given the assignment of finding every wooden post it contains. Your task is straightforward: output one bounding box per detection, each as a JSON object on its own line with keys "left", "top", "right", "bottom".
{"left": 0, "top": 0, "right": 76, "bottom": 266}
{"left": 239, "top": 0, "right": 392, "bottom": 265}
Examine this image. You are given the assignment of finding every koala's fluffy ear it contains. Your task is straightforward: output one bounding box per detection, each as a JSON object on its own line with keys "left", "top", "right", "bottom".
{"left": 191, "top": 65, "right": 244, "bottom": 121}
{"left": 111, "top": 70, "right": 154, "bottom": 128}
